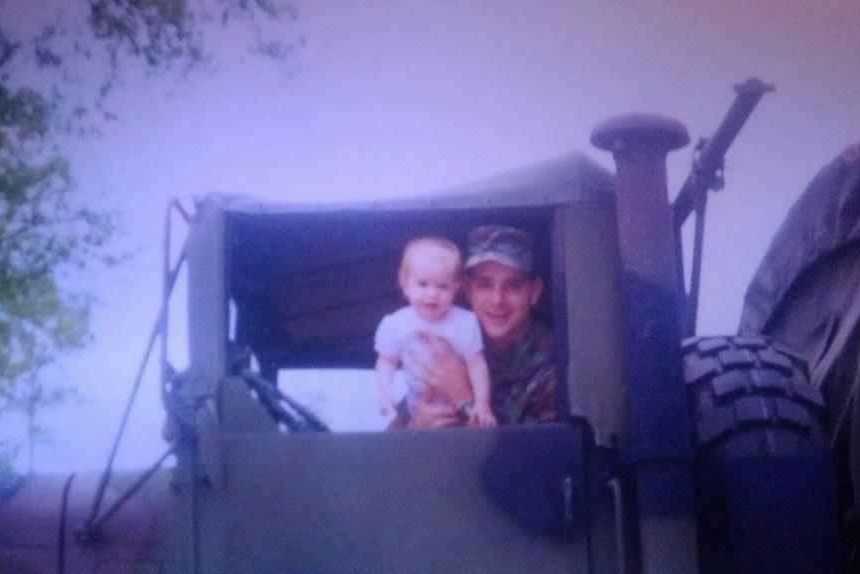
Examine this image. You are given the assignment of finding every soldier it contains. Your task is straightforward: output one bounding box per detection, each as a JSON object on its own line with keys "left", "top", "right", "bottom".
{"left": 393, "top": 224, "right": 558, "bottom": 428}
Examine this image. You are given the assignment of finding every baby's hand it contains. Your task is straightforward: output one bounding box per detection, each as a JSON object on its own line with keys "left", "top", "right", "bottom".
{"left": 471, "top": 405, "right": 497, "bottom": 428}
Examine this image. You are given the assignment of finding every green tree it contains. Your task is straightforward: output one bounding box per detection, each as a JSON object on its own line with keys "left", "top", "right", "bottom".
{"left": 1, "top": 0, "right": 296, "bottom": 470}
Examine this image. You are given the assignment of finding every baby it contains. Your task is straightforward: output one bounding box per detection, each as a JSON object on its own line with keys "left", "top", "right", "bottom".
{"left": 374, "top": 237, "right": 496, "bottom": 427}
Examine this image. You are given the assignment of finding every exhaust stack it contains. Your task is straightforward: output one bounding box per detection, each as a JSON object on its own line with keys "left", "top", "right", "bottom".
{"left": 592, "top": 114, "right": 697, "bottom": 574}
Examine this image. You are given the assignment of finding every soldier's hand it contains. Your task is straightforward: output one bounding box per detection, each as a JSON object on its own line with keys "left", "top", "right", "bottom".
{"left": 401, "top": 332, "right": 473, "bottom": 405}
{"left": 471, "top": 404, "right": 497, "bottom": 428}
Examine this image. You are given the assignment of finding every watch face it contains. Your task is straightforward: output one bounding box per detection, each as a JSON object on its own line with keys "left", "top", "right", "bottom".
{"left": 457, "top": 400, "right": 475, "bottom": 416}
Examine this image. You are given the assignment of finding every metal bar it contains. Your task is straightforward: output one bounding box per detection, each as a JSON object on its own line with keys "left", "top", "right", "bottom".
{"left": 87, "top": 447, "right": 176, "bottom": 534}
{"left": 170, "top": 198, "right": 191, "bottom": 223}
{"left": 279, "top": 391, "right": 329, "bottom": 432}
{"left": 84, "top": 240, "right": 188, "bottom": 528}
{"left": 190, "top": 438, "right": 200, "bottom": 574}
{"left": 240, "top": 372, "right": 304, "bottom": 431}
{"left": 161, "top": 202, "right": 173, "bottom": 410}
{"left": 684, "top": 192, "right": 709, "bottom": 336}
{"left": 162, "top": 201, "right": 188, "bottom": 400}
{"left": 240, "top": 371, "right": 330, "bottom": 432}
{"left": 673, "top": 78, "right": 774, "bottom": 229}
{"left": 608, "top": 477, "right": 628, "bottom": 574}
{"left": 674, "top": 221, "right": 688, "bottom": 333}
{"left": 56, "top": 473, "right": 76, "bottom": 574}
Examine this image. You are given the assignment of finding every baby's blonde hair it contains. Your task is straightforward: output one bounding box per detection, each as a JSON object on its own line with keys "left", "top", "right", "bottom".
{"left": 398, "top": 237, "right": 463, "bottom": 289}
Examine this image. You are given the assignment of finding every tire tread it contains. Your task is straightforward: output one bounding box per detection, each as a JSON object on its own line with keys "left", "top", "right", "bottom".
{"left": 684, "top": 335, "right": 827, "bottom": 453}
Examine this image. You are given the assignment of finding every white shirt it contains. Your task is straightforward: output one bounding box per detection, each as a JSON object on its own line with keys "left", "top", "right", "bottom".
{"left": 374, "top": 305, "right": 483, "bottom": 362}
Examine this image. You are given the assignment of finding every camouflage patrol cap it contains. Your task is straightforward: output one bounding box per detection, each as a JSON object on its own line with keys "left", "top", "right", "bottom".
{"left": 465, "top": 225, "right": 534, "bottom": 274}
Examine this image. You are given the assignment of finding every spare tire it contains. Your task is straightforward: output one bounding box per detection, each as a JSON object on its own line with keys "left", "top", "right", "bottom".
{"left": 683, "top": 335, "right": 838, "bottom": 574}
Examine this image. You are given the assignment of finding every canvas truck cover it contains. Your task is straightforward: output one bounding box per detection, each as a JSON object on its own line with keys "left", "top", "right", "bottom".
{"left": 212, "top": 151, "right": 614, "bottom": 215}
{"left": 739, "top": 143, "right": 860, "bottom": 413}
{"left": 739, "top": 143, "right": 860, "bottom": 336}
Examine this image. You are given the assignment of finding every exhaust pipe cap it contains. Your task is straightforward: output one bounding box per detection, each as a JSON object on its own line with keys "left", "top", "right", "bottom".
{"left": 591, "top": 113, "right": 689, "bottom": 154}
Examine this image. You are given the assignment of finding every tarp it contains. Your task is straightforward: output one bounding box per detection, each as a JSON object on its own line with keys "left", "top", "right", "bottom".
{"left": 199, "top": 152, "right": 613, "bottom": 215}
{"left": 739, "top": 143, "right": 860, "bottom": 338}
{"left": 738, "top": 141, "right": 860, "bottom": 520}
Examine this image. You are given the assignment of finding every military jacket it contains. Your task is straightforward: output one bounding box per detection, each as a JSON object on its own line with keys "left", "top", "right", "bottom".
{"left": 485, "top": 320, "right": 559, "bottom": 425}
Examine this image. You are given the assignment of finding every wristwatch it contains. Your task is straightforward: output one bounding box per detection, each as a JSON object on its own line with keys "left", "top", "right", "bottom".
{"left": 456, "top": 400, "right": 474, "bottom": 420}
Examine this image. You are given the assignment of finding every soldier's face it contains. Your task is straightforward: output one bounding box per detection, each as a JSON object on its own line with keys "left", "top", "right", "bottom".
{"left": 466, "top": 261, "right": 542, "bottom": 349}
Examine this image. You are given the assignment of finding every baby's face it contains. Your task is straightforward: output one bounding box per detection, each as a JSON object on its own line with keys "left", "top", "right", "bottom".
{"left": 401, "top": 257, "right": 460, "bottom": 322}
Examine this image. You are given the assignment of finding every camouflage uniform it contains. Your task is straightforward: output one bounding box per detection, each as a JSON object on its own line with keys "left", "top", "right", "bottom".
{"left": 485, "top": 320, "right": 558, "bottom": 425}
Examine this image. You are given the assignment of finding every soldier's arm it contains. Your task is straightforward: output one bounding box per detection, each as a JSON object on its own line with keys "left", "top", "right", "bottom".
{"left": 465, "top": 352, "right": 496, "bottom": 426}
{"left": 521, "top": 365, "right": 559, "bottom": 423}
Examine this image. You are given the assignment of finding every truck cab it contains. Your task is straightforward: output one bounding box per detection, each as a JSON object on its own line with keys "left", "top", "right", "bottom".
{"left": 171, "top": 150, "right": 629, "bottom": 573}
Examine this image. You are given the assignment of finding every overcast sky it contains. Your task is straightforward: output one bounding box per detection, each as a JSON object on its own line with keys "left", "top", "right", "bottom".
{"left": 3, "top": 0, "right": 860, "bottom": 472}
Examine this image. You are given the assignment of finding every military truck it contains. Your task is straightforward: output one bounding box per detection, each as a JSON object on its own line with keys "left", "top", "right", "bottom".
{"left": 0, "top": 79, "right": 842, "bottom": 573}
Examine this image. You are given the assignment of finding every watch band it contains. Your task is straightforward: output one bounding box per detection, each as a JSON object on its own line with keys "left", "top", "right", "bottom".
{"left": 456, "top": 399, "right": 475, "bottom": 419}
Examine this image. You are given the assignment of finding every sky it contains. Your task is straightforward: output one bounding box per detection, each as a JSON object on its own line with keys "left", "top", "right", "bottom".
{"left": 3, "top": 0, "right": 860, "bottom": 472}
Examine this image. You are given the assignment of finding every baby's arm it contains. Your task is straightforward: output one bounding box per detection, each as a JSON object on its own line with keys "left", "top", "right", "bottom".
{"left": 375, "top": 354, "right": 399, "bottom": 417}
{"left": 465, "top": 352, "right": 496, "bottom": 427}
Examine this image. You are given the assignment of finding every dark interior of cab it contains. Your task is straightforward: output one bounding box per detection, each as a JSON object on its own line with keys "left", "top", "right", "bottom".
{"left": 225, "top": 207, "right": 556, "bottom": 379}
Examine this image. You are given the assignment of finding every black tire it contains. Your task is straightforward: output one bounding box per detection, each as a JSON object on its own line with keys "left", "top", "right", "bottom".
{"left": 684, "top": 335, "right": 827, "bottom": 456}
{"left": 683, "top": 335, "right": 838, "bottom": 574}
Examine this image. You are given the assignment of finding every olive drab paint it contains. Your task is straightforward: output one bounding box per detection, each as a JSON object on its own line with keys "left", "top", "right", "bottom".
{"left": 0, "top": 80, "right": 843, "bottom": 573}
